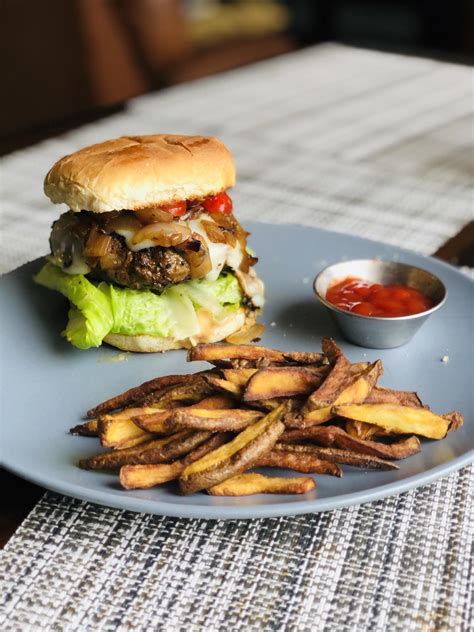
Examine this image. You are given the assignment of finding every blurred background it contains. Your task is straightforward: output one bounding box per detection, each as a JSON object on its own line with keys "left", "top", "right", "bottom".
{"left": 2, "top": 0, "right": 473, "bottom": 155}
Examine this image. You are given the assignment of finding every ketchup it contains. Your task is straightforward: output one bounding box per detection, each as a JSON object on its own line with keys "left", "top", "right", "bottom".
{"left": 326, "top": 277, "right": 434, "bottom": 317}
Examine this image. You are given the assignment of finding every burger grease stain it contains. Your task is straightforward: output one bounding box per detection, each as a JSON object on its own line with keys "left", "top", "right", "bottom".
{"left": 96, "top": 351, "right": 130, "bottom": 364}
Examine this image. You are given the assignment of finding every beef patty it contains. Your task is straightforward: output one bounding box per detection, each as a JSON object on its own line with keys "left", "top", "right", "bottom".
{"left": 50, "top": 211, "right": 191, "bottom": 291}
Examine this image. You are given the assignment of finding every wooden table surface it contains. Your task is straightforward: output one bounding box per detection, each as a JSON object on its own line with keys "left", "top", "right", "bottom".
{"left": 1, "top": 221, "right": 472, "bottom": 548}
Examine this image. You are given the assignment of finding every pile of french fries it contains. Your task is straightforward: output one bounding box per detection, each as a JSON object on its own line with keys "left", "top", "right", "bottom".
{"left": 74, "top": 338, "right": 463, "bottom": 496}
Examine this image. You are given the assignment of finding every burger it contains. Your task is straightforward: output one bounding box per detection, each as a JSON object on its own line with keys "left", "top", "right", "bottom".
{"left": 34, "top": 134, "right": 264, "bottom": 351}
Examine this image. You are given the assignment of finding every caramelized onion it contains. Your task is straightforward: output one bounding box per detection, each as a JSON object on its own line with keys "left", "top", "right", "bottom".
{"left": 84, "top": 227, "right": 113, "bottom": 257}
{"left": 201, "top": 219, "right": 237, "bottom": 247}
{"left": 132, "top": 222, "right": 192, "bottom": 247}
{"left": 105, "top": 213, "right": 143, "bottom": 235}
{"left": 135, "top": 208, "right": 174, "bottom": 224}
{"left": 177, "top": 234, "right": 212, "bottom": 278}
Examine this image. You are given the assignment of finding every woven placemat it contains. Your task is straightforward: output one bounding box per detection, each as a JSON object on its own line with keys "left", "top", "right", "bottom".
{"left": 1, "top": 45, "right": 472, "bottom": 631}
{"left": 1, "top": 468, "right": 472, "bottom": 631}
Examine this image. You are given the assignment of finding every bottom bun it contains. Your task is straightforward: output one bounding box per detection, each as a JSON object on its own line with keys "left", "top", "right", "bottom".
{"left": 104, "top": 307, "right": 257, "bottom": 353}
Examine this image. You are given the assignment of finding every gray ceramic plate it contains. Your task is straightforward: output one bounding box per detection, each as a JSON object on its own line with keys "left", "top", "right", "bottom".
{"left": 2, "top": 222, "right": 473, "bottom": 519}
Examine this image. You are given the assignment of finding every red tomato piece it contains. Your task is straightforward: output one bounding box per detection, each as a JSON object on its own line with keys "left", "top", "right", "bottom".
{"left": 202, "top": 192, "right": 233, "bottom": 214}
{"left": 162, "top": 201, "right": 186, "bottom": 217}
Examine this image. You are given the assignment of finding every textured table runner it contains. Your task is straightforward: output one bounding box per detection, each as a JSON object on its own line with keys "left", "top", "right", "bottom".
{"left": 1, "top": 44, "right": 473, "bottom": 631}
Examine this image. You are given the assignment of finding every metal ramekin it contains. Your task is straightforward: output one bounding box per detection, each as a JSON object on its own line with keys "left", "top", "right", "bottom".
{"left": 313, "top": 259, "right": 447, "bottom": 349}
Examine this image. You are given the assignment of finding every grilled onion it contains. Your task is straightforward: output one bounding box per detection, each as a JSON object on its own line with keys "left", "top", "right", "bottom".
{"left": 84, "top": 227, "right": 113, "bottom": 257}
{"left": 135, "top": 208, "right": 174, "bottom": 224}
{"left": 201, "top": 219, "right": 237, "bottom": 247}
{"left": 132, "top": 222, "right": 191, "bottom": 247}
{"left": 105, "top": 213, "right": 143, "bottom": 235}
{"left": 177, "top": 234, "right": 212, "bottom": 278}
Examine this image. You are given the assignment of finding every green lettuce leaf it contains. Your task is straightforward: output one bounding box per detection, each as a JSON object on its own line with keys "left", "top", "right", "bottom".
{"left": 34, "top": 263, "right": 114, "bottom": 349}
{"left": 33, "top": 263, "right": 243, "bottom": 349}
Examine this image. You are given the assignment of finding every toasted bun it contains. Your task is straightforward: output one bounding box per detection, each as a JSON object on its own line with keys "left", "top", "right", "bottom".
{"left": 44, "top": 134, "right": 235, "bottom": 213}
{"left": 103, "top": 307, "right": 254, "bottom": 353}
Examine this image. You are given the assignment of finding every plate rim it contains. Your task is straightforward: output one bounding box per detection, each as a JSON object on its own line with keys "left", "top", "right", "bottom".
{"left": 2, "top": 221, "right": 473, "bottom": 519}
{"left": 4, "top": 450, "right": 473, "bottom": 520}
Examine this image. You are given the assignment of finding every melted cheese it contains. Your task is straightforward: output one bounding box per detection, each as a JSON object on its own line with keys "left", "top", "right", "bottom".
{"left": 115, "top": 216, "right": 244, "bottom": 282}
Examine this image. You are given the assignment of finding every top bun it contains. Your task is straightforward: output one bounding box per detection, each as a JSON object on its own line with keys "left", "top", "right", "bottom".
{"left": 44, "top": 134, "right": 235, "bottom": 213}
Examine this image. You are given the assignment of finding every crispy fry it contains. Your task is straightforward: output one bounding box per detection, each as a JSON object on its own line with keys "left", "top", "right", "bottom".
{"left": 204, "top": 375, "right": 243, "bottom": 397}
{"left": 208, "top": 472, "right": 316, "bottom": 496}
{"left": 132, "top": 395, "right": 234, "bottom": 432}
{"left": 280, "top": 426, "right": 421, "bottom": 460}
{"left": 179, "top": 404, "right": 286, "bottom": 494}
{"left": 258, "top": 449, "right": 342, "bottom": 476}
{"left": 120, "top": 461, "right": 184, "bottom": 490}
{"left": 345, "top": 420, "right": 388, "bottom": 440}
{"left": 277, "top": 443, "right": 399, "bottom": 470}
{"left": 301, "top": 338, "right": 352, "bottom": 413}
{"left": 119, "top": 433, "right": 230, "bottom": 489}
{"left": 244, "top": 366, "right": 330, "bottom": 401}
{"left": 289, "top": 361, "right": 382, "bottom": 426}
{"left": 349, "top": 362, "right": 371, "bottom": 375}
{"left": 165, "top": 408, "right": 264, "bottom": 432}
{"left": 70, "top": 418, "right": 99, "bottom": 436}
{"left": 222, "top": 368, "right": 258, "bottom": 387}
{"left": 87, "top": 374, "right": 202, "bottom": 418}
{"left": 188, "top": 343, "right": 288, "bottom": 363}
{"left": 333, "top": 403, "right": 450, "bottom": 439}
{"left": 444, "top": 411, "right": 464, "bottom": 432}
{"left": 141, "top": 379, "right": 215, "bottom": 408}
{"left": 281, "top": 351, "right": 325, "bottom": 365}
{"left": 98, "top": 407, "right": 158, "bottom": 449}
{"left": 364, "top": 386, "right": 424, "bottom": 407}
{"left": 189, "top": 344, "right": 325, "bottom": 365}
{"left": 80, "top": 430, "right": 211, "bottom": 470}
{"left": 248, "top": 397, "right": 289, "bottom": 411}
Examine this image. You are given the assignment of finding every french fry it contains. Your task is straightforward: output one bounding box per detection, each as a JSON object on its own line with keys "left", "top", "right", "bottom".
{"left": 188, "top": 343, "right": 288, "bottom": 364}
{"left": 243, "top": 366, "right": 330, "bottom": 401}
{"left": 222, "top": 368, "right": 258, "bottom": 387}
{"left": 141, "top": 379, "right": 215, "bottom": 408}
{"left": 248, "top": 398, "right": 289, "bottom": 411}
{"left": 120, "top": 433, "right": 231, "bottom": 489}
{"left": 444, "top": 411, "right": 464, "bottom": 432}
{"left": 188, "top": 343, "right": 324, "bottom": 365}
{"left": 207, "top": 473, "right": 316, "bottom": 496}
{"left": 364, "top": 386, "right": 425, "bottom": 407}
{"left": 179, "top": 404, "right": 286, "bottom": 494}
{"left": 80, "top": 430, "right": 211, "bottom": 470}
{"left": 132, "top": 395, "right": 234, "bottom": 432}
{"left": 120, "top": 461, "right": 184, "bottom": 490}
{"left": 345, "top": 420, "right": 387, "bottom": 441}
{"left": 277, "top": 443, "right": 400, "bottom": 470}
{"left": 280, "top": 426, "right": 421, "bottom": 460}
{"left": 204, "top": 375, "right": 243, "bottom": 397}
{"left": 349, "top": 362, "right": 371, "bottom": 375}
{"left": 98, "top": 407, "right": 158, "bottom": 449}
{"left": 165, "top": 408, "right": 264, "bottom": 432}
{"left": 301, "top": 338, "right": 352, "bottom": 413}
{"left": 288, "top": 361, "right": 382, "bottom": 427}
{"left": 333, "top": 403, "right": 450, "bottom": 439}
{"left": 258, "top": 449, "right": 342, "bottom": 476}
{"left": 70, "top": 418, "right": 99, "bottom": 436}
{"left": 281, "top": 351, "right": 325, "bottom": 365}
{"left": 86, "top": 374, "right": 203, "bottom": 417}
